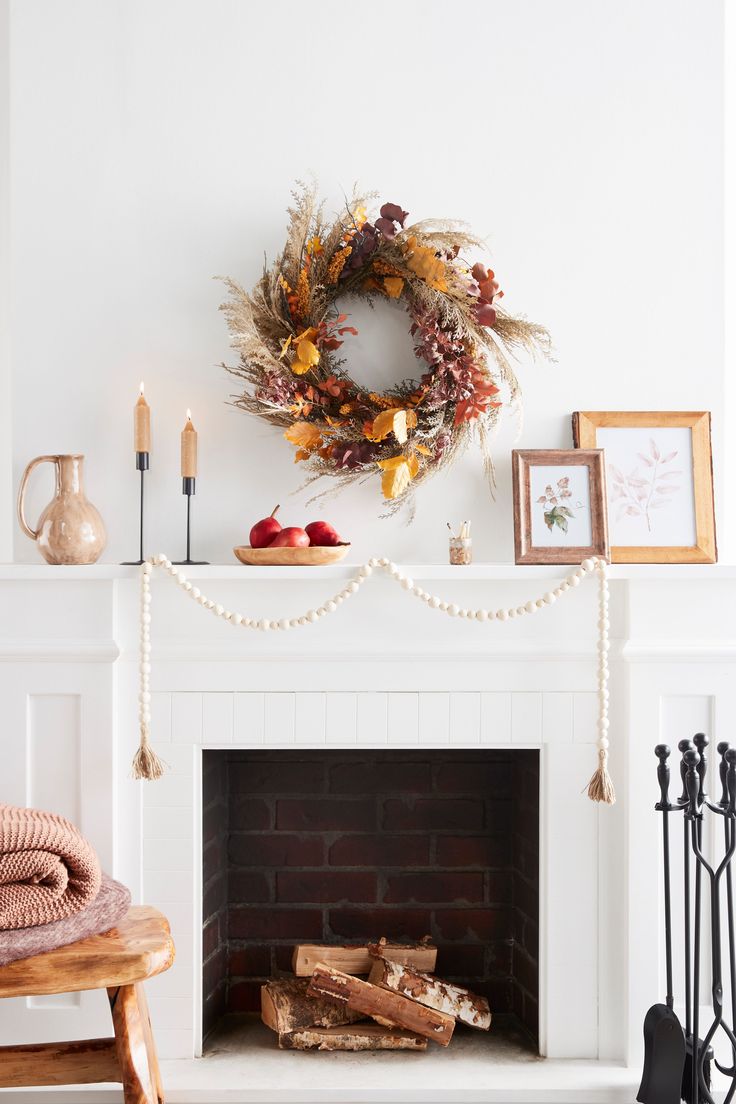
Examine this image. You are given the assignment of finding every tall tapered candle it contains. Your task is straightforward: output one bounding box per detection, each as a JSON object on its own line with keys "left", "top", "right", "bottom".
{"left": 134, "top": 382, "right": 151, "bottom": 452}
{"left": 181, "top": 409, "right": 198, "bottom": 478}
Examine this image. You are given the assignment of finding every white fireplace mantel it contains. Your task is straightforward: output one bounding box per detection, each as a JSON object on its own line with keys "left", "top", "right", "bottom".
{"left": 1, "top": 563, "right": 736, "bottom": 1101}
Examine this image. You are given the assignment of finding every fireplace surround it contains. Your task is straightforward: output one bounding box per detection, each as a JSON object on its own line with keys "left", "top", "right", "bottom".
{"left": 3, "top": 562, "right": 733, "bottom": 1099}
{"left": 201, "top": 748, "right": 540, "bottom": 1046}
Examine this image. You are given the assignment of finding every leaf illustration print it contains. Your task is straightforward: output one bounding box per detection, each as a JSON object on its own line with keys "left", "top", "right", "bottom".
{"left": 609, "top": 439, "right": 681, "bottom": 533}
{"left": 538, "top": 477, "right": 574, "bottom": 536}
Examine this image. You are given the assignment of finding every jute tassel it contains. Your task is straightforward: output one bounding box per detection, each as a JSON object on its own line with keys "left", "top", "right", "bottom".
{"left": 587, "top": 746, "right": 616, "bottom": 804}
{"left": 132, "top": 730, "right": 165, "bottom": 781}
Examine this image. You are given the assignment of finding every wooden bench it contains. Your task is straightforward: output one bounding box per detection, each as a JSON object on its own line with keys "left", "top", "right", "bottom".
{"left": 0, "top": 906, "right": 175, "bottom": 1103}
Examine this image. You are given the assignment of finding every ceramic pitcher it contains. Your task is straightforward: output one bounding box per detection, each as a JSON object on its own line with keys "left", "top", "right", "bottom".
{"left": 17, "top": 454, "right": 107, "bottom": 564}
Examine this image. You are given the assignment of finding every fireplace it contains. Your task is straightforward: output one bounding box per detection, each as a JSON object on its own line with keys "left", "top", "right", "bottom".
{"left": 201, "top": 748, "right": 539, "bottom": 1052}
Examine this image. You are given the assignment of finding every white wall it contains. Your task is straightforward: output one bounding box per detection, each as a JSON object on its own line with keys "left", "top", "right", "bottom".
{"left": 6, "top": 0, "right": 724, "bottom": 565}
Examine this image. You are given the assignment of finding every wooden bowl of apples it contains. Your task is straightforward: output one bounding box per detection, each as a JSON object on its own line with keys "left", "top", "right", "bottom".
{"left": 234, "top": 507, "right": 350, "bottom": 566}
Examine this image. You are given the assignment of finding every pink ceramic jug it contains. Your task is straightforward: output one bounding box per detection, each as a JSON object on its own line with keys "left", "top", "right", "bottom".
{"left": 17, "top": 454, "right": 107, "bottom": 564}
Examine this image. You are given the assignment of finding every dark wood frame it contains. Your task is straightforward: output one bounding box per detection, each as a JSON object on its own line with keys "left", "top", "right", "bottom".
{"left": 512, "top": 449, "right": 609, "bottom": 565}
{"left": 572, "top": 411, "right": 716, "bottom": 563}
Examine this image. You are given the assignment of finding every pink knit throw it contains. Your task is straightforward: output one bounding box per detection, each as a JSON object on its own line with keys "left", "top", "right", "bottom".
{"left": 0, "top": 804, "right": 101, "bottom": 930}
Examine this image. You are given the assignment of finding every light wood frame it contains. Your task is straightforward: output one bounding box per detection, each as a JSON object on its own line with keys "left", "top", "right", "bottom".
{"left": 572, "top": 411, "right": 716, "bottom": 564}
{"left": 512, "top": 449, "right": 609, "bottom": 565}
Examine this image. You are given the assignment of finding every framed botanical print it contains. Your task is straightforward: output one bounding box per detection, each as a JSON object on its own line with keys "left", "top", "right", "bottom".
{"left": 572, "top": 411, "right": 716, "bottom": 563}
{"left": 512, "top": 449, "right": 609, "bottom": 565}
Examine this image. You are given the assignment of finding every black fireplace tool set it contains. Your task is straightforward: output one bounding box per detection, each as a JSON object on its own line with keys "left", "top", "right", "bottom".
{"left": 638, "top": 735, "right": 736, "bottom": 1104}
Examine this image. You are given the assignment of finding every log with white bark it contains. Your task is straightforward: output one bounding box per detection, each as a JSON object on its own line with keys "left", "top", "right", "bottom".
{"left": 307, "top": 962, "right": 454, "bottom": 1046}
{"left": 368, "top": 956, "right": 492, "bottom": 1031}
{"left": 278, "top": 1023, "right": 427, "bottom": 1051}
{"left": 292, "top": 938, "right": 436, "bottom": 977}
{"left": 261, "top": 977, "right": 364, "bottom": 1034}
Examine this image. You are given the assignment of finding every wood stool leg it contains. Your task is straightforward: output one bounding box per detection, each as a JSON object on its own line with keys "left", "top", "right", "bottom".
{"left": 108, "top": 985, "right": 157, "bottom": 1104}
{"left": 135, "top": 982, "right": 164, "bottom": 1104}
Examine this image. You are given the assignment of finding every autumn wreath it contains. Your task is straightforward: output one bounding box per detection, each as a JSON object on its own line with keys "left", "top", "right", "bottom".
{"left": 221, "top": 184, "right": 550, "bottom": 510}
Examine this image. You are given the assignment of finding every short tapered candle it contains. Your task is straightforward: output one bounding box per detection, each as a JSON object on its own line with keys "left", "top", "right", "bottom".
{"left": 181, "top": 409, "right": 198, "bottom": 478}
{"left": 134, "top": 382, "right": 151, "bottom": 452}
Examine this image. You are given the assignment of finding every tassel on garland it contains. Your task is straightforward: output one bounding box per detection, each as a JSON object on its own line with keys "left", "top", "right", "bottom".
{"left": 587, "top": 747, "right": 616, "bottom": 805}
{"left": 135, "top": 553, "right": 615, "bottom": 802}
{"left": 132, "top": 730, "right": 165, "bottom": 781}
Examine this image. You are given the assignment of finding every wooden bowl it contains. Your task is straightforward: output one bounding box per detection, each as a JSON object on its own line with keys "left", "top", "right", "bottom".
{"left": 233, "top": 543, "right": 351, "bottom": 566}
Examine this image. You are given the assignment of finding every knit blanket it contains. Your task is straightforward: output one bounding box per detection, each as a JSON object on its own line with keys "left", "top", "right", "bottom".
{"left": 0, "top": 804, "right": 101, "bottom": 930}
{"left": 0, "top": 873, "right": 130, "bottom": 966}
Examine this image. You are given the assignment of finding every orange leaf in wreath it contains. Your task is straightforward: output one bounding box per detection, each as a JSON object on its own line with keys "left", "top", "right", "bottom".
{"left": 284, "top": 421, "right": 323, "bottom": 452}
{"left": 290, "top": 338, "right": 320, "bottom": 376}
{"left": 383, "top": 276, "right": 404, "bottom": 299}
{"left": 377, "top": 455, "right": 414, "bottom": 500}
{"left": 372, "top": 408, "right": 408, "bottom": 445}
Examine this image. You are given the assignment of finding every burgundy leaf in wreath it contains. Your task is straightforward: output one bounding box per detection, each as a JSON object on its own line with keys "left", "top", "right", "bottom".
{"left": 374, "top": 202, "right": 409, "bottom": 240}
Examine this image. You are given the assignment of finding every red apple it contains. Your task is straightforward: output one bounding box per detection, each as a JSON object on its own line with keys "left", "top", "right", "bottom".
{"left": 250, "top": 506, "right": 281, "bottom": 548}
{"left": 305, "top": 520, "right": 341, "bottom": 546}
{"left": 270, "top": 526, "right": 310, "bottom": 548}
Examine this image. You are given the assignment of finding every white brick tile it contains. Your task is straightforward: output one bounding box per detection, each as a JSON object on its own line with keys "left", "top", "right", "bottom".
{"left": 143, "top": 868, "right": 193, "bottom": 903}
{"left": 143, "top": 806, "right": 193, "bottom": 840}
{"left": 172, "top": 694, "right": 202, "bottom": 745}
{"left": 326, "top": 693, "right": 357, "bottom": 744}
{"left": 202, "top": 694, "right": 234, "bottom": 746}
{"left": 264, "top": 693, "right": 295, "bottom": 745}
{"left": 481, "top": 694, "right": 512, "bottom": 744}
{"left": 511, "top": 693, "right": 543, "bottom": 744}
{"left": 150, "top": 693, "right": 172, "bottom": 743}
{"left": 388, "top": 694, "right": 419, "bottom": 744}
{"left": 234, "top": 693, "right": 264, "bottom": 745}
{"left": 143, "top": 772, "right": 193, "bottom": 809}
{"left": 294, "top": 693, "right": 326, "bottom": 744}
{"left": 356, "top": 693, "right": 388, "bottom": 744}
{"left": 543, "top": 693, "right": 574, "bottom": 743}
{"left": 158, "top": 743, "right": 194, "bottom": 777}
{"left": 573, "top": 692, "right": 599, "bottom": 744}
{"left": 450, "top": 693, "right": 481, "bottom": 744}
{"left": 147, "top": 996, "right": 194, "bottom": 1033}
{"left": 144, "top": 836, "right": 194, "bottom": 872}
{"left": 418, "top": 693, "right": 450, "bottom": 744}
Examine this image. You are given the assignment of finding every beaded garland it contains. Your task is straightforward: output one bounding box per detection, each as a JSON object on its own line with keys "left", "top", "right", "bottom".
{"left": 134, "top": 556, "right": 614, "bottom": 804}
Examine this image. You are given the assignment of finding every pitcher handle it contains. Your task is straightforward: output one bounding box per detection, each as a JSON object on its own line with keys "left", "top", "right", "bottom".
{"left": 17, "top": 455, "right": 58, "bottom": 541}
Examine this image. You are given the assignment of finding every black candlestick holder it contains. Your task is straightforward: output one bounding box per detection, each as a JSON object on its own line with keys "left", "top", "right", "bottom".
{"left": 173, "top": 477, "right": 209, "bottom": 565}
{"left": 121, "top": 451, "right": 149, "bottom": 565}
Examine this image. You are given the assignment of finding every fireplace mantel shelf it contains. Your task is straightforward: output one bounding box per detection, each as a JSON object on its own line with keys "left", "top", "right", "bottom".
{"left": 2, "top": 561, "right": 736, "bottom": 581}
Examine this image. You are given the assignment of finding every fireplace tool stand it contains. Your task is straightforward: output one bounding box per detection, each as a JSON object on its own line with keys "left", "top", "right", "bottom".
{"left": 639, "top": 736, "right": 736, "bottom": 1104}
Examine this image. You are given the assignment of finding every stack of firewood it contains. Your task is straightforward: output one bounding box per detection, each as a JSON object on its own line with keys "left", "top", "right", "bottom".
{"left": 261, "top": 938, "right": 492, "bottom": 1051}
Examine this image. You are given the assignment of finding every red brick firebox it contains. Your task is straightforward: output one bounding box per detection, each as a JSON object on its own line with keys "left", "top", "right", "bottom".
{"left": 202, "top": 749, "right": 539, "bottom": 1044}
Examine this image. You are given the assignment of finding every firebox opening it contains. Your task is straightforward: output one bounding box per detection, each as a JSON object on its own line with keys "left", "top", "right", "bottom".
{"left": 202, "top": 749, "right": 539, "bottom": 1056}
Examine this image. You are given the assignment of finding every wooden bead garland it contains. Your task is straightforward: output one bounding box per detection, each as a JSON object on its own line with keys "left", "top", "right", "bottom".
{"left": 133, "top": 555, "right": 614, "bottom": 804}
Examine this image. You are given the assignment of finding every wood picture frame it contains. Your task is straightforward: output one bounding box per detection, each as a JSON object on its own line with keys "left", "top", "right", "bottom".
{"left": 512, "top": 449, "right": 609, "bottom": 565}
{"left": 572, "top": 411, "right": 716, "bottom": 564}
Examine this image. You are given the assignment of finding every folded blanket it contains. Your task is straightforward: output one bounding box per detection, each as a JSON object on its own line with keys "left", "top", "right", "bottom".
{"left": 0, "top": 873, "right": 130, "bottom": 966}
{"left": 0, "top": 804, "right": 101, "bottom": 930}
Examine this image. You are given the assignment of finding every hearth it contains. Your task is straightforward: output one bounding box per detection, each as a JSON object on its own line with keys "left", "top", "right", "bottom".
{"left": 201, "top": 748, "right": 539, "bottom": 1052}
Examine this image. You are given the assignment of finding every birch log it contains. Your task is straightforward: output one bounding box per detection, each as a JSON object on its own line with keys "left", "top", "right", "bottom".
{"left": 279, "top": 1024, "right": 427, "bottom": 1051}
{"left": 307, "top": 963, "right": 454, "bottom": 1046}
{"left": 293, "top": 939, "right": 436, "bottom": 977}
{"left": 261, "top": 977, "right": 364, "bottom": 1034}
{"left": 368, "top": 957, "right": 491, "bottom": 1031}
